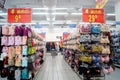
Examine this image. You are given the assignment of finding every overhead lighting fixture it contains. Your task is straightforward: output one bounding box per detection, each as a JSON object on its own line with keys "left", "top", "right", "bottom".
{"left": 106, "top": 13, "right": 116, "bottom": 16}
{"left": 32, "top": 8, "right": 68, "bottom": 10}
{"left": 52, "top": 12, "right": 68, "bottom": 15}
{"left": 32, "top": 12, "right": 49, "bottom": 15}
{"left": 32, "top": 8, "right": 48, "bottom": 10}
{"left": 71, "top": 13, "right": 82, "bottom": 15}
{"left": 0, "top": 13, "right": 7, "bottom": 16}
{"left": 52, "top": 8, "right": 68, "bottom": 10}
{"left": 33, "top": 12, "right": 68, "bottom": 15}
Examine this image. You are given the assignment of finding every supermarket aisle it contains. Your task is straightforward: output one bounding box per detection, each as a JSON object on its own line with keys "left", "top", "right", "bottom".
{"left": 35, "top": 53, "right": 80, "bottom": 80}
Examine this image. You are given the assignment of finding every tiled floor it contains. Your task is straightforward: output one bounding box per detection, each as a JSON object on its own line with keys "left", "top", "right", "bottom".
{"left": 34, "top": 53, "right": 80, "bottom": 80}
{"left": 105, "top": 67, "right": 120, "bottom": 80}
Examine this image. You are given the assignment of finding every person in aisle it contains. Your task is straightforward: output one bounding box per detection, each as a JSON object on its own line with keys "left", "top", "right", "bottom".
{"left": 55, "top": 42, "right": 59, "bottom": 52}
{"left": 50, "top": 42, "right": 53, "bottom": 52}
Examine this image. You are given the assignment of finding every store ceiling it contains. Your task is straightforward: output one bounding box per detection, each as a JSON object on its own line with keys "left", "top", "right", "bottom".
{"left": 0, "top": 0, "right": 118, "bottom": 28}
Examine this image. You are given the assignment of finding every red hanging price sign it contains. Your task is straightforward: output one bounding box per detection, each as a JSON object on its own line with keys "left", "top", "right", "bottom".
{"left": 82, "top": 8, "right": 105, "bottom": 23}
{"left": 8, "top": 8, "right": 31, "bottom": 23}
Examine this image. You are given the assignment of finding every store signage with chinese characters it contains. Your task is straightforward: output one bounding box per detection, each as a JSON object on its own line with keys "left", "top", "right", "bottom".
{"left": 82, "top": 8, "right": 105, "bottom": 23}
{"left": 40, "top": 32, "right": 46, "bottom": 39}
{"left": 8, "top": 8, "right": 31, "bottom": 23}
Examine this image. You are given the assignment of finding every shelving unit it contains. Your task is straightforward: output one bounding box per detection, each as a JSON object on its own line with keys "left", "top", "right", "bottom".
{"left": 62, "top": 24, "right": 114, "bottom": 80}
{"left": 110, "top": 26, "right": 120, "bottom": 68}
{"left": 0, "top": 25, "right": 44, "bottom": 80}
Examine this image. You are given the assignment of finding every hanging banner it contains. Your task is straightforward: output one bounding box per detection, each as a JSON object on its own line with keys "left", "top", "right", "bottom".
{"left": 8, "top": 8, "right": 31, "bottom": 23}
{"left": 82, "top": 8, "right": 105, "bottom": 23}
{"left": 63, "top": 32, "right": 70, "bottom": 40}
{"left": 39, "top": 32, "right": 46, "bottom": 39}
{"left": 96, "top": 0, "right": 108, "bottom": 8}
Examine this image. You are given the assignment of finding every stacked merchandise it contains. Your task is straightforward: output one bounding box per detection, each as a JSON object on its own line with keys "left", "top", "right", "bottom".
{"left": 62, "top": 24, "right": 114, "bottom": 80}
{"left": 0, "top": 25, "right": 44, "bottom": 80}
{"left": 110, "top": 26, "right": 120, "bottom": 67}
{"left": 32, "top": 34, "right": 45, "bottom": 71}
{"left": 62, "top": 32, "right": 82, "bottom": 72}
{"left": 62, "top": 33, "right": 80, "bottom": 50}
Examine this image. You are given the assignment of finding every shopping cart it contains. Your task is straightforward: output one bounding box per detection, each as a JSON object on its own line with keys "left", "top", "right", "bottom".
{"left": 51, "top": 49, "right": 57, "bottom": 56}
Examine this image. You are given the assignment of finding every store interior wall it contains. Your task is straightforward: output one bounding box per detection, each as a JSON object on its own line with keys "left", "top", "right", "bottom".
{"left": 46, "top": 31, "right": 62, "bottom": 42}
{"left": 33, "top": 28, "right": 77, "bottom": 42}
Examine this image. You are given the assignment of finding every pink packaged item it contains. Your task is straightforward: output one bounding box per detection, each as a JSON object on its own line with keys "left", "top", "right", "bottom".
{"left": 8, "top": 36, "right": 15, "bottom": 45}
{"left": 2, "top": 25, "right": 9, "bottom": 35}
{"left": 15, "top": 54, "right": 22, "bottom": 67}
{"left": 1, "top": 36, "right": 8, "bottom": 46}
{"left": 8, "top": 47, "right": 15, "bottom": 59}
{"left": 2, "top": 47, "right": 8, "bottom": 53}
{"left": 36, "top": 52, "right": 43, "bottom": 57}
{"left": 33, "top": 57, "right": 41, "bottom": 70}
{"left": 15, "top": 46, "right": 21, "bottom": 54}
{"left": 81, "top": 24, "right": 91, "bottom": 33}
{"left": 15, "top": 36, "right": 22, "bottom": 45}
{"left": 8, "top": 25, "right": 15, "bottom": 35}
{"left": 22, "top": 36, "right": 27, "bottom": 45}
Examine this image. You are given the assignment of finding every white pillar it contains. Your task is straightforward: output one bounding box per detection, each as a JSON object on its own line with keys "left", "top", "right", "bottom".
{"left": 115, "top": 1, "right": 120, "bottom": 21}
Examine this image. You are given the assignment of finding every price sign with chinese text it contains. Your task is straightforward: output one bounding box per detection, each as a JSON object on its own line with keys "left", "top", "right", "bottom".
{"left": 82, "top": 8, "right": 105, "bottom": 23}
{"left": 8, "top": 8, "right": 31, "bottom": 23}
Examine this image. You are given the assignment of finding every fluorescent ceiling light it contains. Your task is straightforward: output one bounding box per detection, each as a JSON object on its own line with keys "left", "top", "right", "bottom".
{"left": 106, "top": 13, "right": 115, "bottom": 16}
{"left": 71, "top": 13, "right": 82, "bottom": 15}
{"left": 52, "top": 12, "right": 68, "bottom": 15}
{"left": 32, "top": 8, "right": 48, "bottom": 10}
{"left": 32, "top": 13, "right": 48, "bottom": 15}
{"left": 33, "top": 12, "right": 68, "bottom": 15}
{"left": 0, "top": 13, "right": 7, "bottom": 16}
{"left": 52, "top": 8, "right": 68, "bottom": 10}
{"left": 32, "top": 8, "right": 68, "bottom": 10}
